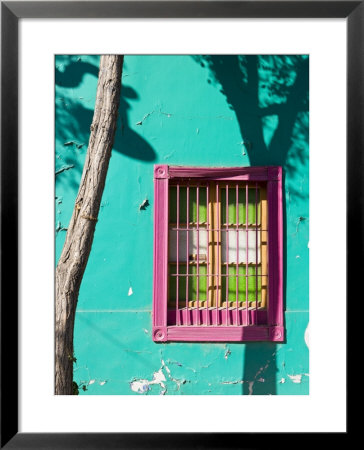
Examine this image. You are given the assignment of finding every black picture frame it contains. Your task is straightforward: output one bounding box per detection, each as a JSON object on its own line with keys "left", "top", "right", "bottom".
{"left": 1, "top": 1, "right": 355, "bottom": 447}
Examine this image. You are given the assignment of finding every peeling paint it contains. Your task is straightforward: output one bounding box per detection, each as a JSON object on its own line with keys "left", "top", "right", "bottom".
{"left": 279, "top": 377, "right": 286, "bottom": 384}
{"left": 224, "top": 346, "right": 231, "bottom": 360}
{"left": 76, "top": 373, "right": 108, "bottom": 390}
{"left": 63, "top": 140, "right": 84, "bottom": 149}
{"left": 128, "top": 286, "right": 133, "bottom": 296}
{"left": 220, "top": 378, "right": 259, "bottom": 395}
{"left": 161, "top": 359, "right": 187, "bottom": 391}
{"left": 135, "top": 111, "right": 152, "bottom": 126}
{"left": 247, "top": 381, "right": 254, "bottom": 395}
{"left": 288, "top": 374, "right": 302, "bottom": 384}
{"left": 221, "top": 380, "right": 244, "bottom": 385}
{"left": 295, "top": 216, "right": 308, "bottom": 233}
{"left": 136, "top": 109, "right": 172, "bottom": 126}
{"left": 152, "top": 369, "right": 167, "bottom": 394}
{"left": 139, "top": 199, "right": 150, "bottom": 210}
{"left": 56, "top": 221, "right": 67, "bottom": 233}
{"left": 245, "top": 354, "right": 275, "bottom": 394}
{"left": 55, "top": 164, "right": 75, "bottom": 176}
{"left": 130, "top": 379, "right": 151, "bottom": 394}
{"left": 130, "top": 368, "right": 166, "bottom": 395}
{"left": 129, "top": 358, "right": 189, "bottom": 395}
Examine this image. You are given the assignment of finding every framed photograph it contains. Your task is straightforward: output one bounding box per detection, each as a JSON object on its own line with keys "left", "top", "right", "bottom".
{"left": 1, "top": 1, "right": 354, "bottom": 447}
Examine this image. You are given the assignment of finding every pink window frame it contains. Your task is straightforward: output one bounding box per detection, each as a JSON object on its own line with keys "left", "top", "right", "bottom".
{"left": 152, "top": 165, "right": 284, "bottom": 342}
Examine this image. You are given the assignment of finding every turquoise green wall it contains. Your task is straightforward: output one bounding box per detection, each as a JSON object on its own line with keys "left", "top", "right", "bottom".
{"left": 56, "top": 55, "right": 309, "bottom": 395}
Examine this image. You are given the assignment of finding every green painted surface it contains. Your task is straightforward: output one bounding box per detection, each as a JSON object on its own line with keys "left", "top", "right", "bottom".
{"left": 221, "top": 265, "right": 262, "bottom": 303}
{"left": 56, "top": 55, "right": 309, "bottom": 395}
{"left": 220, "top": 187, "right": 260, "bottom": 225}
{"left": 169, "top": 186, "right": 208, "bottom": 224}
{"left": 168, "top": 264, "right": 208, "bottom": 302}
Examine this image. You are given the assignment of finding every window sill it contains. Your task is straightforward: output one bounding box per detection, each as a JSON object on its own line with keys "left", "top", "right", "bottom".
{"left": 153, "top": 325, "right": 284, "bottom": 342}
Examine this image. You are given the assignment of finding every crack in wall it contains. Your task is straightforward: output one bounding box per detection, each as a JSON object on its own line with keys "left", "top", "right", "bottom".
{"left": 55, "top": 164, "right": 75, "bottom": 176}
{"left": 129, "top": 358, "right": 189, "bottom": 395}
{"left": 221, "top": 351, "right": 277, "bottom": 394}
{"left": 224, "top": 345, "right": 231, "bottom": 360}
{"left": 74, "top": 365, "right": 108, "bottom": 391}
{"left": 136, "top": 109, "right": 172, "bottom": 126}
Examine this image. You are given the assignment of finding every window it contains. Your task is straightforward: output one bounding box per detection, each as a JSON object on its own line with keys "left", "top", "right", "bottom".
{"left": 153, "top": 165, "right": 283, "bottom": 342}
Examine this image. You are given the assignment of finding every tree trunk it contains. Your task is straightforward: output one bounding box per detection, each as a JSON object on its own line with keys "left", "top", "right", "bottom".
{"left": 55, "top": 55, "right": 124, "bottom": 395}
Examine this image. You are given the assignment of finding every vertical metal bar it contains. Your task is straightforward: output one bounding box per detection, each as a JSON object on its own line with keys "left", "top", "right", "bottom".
{"left": 255, "top": 182, "right": 258, "bottom": 324}
{"left": 176, "top": 184, "right": 180, "bottom": 326}
{"left": 226, "top": 184, "right": 229, "bottom": 325}
{"left": 196, "top": 185, "right": 200, "bottom": 325}
{"left": 186, "top": 185, "right": 190, "bottom": 325}
{"left": 206, "top": 184, "right": 209, "bottom": 326}
{"left": 246, "top": 183, "right": 249, "bottom": 326}
{"left": 260, "top": 186, "right": 268, "bottom": 310}
{"left": 215, "top": 183, "right": 219, "bottom": 325}
{"left": 235, "top": 184, "right": 239, "bottom": 326}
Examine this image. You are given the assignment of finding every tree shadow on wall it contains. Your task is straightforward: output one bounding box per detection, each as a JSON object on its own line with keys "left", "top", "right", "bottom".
{"left": 55, "top": 56, "right": 156, "bottom": 191}
{"left": 242, "top": 343, "right": 278, "bottom": 395}
{"left": 194, "top": 55, "right": 309, "bottom": 196}
{"left": 194, "top": 55, "right": 309, "bottom": 394}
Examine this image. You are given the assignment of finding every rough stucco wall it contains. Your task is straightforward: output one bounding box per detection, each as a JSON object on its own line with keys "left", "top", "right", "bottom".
{"left": 55, "top": 55, "right": 309, "bottom": 395}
